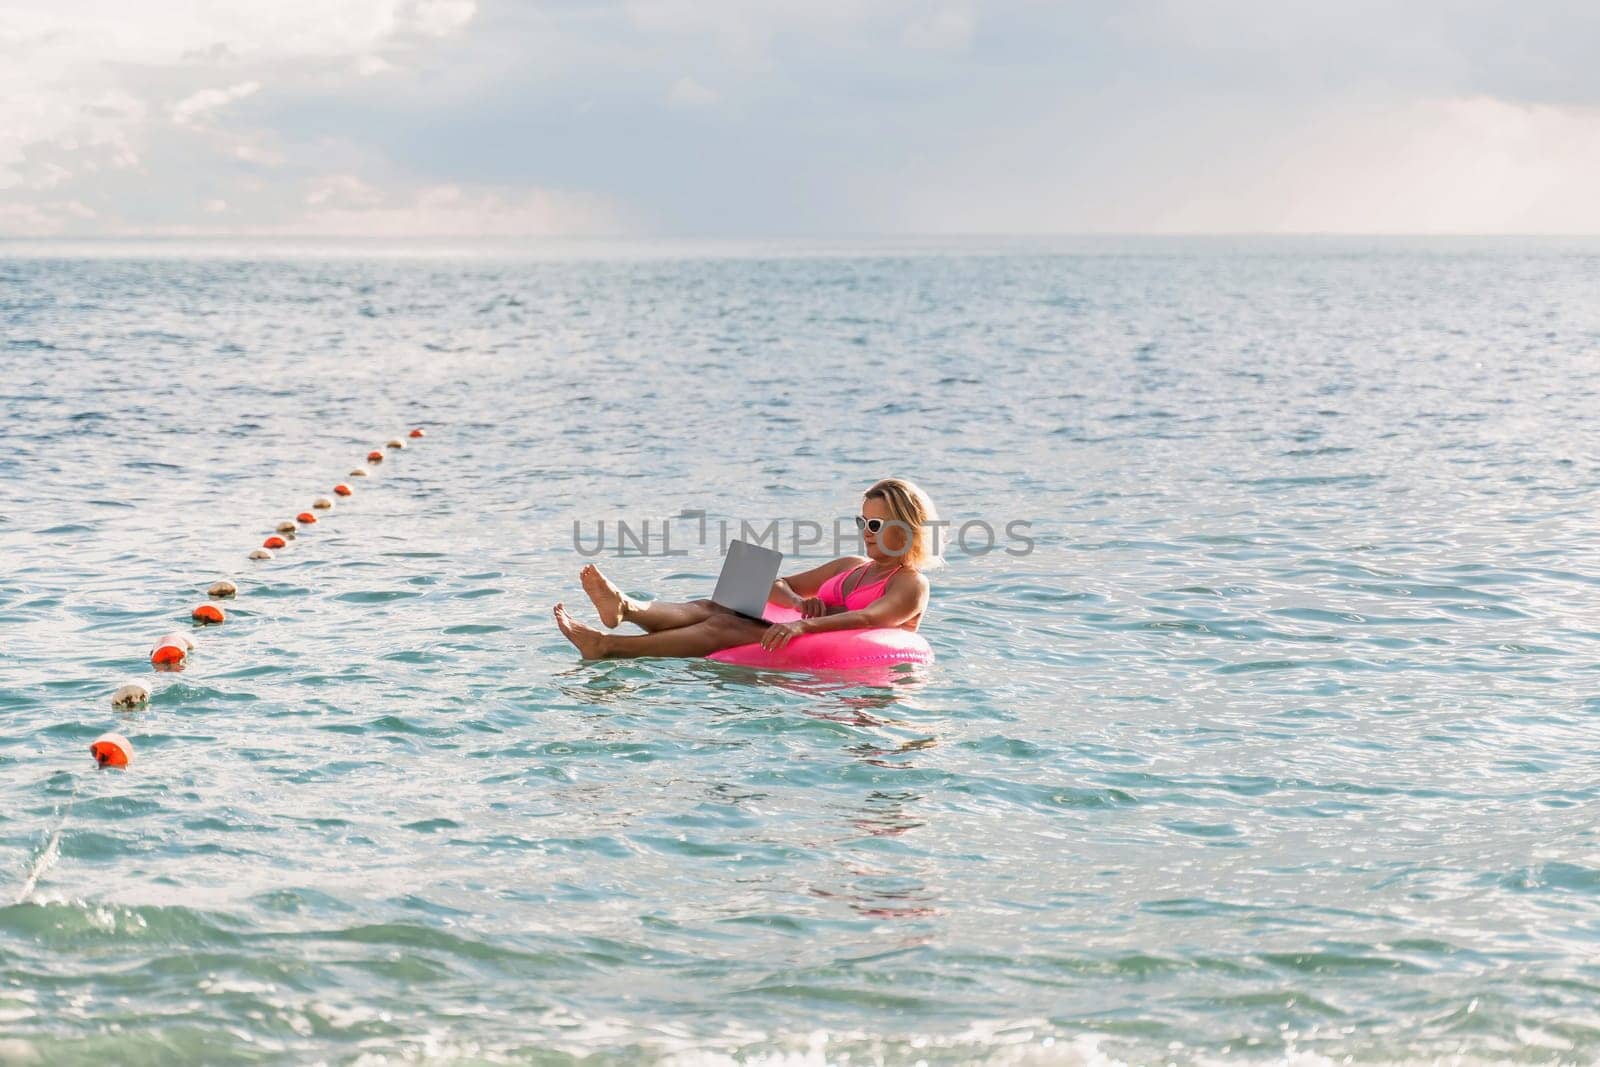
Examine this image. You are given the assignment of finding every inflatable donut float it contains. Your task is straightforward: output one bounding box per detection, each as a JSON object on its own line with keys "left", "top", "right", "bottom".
{"left": 707, "top": 604, "right": 933, "bottom": 671}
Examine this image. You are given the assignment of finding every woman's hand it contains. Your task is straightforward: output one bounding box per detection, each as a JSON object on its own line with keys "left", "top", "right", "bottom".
{"left": 797, "top": 597, "right": 827, "bottom": 618}
{"left": 760, "top": 619, "right": 808, "bottom": 651}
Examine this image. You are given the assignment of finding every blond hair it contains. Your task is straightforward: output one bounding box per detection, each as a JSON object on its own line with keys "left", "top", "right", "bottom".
{"left": 864, "top": 478, "right": 943, "bottom": 571}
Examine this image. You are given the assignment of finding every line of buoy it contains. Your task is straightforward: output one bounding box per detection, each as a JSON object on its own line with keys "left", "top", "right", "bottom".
{"left": 85, "top": 427, "right": 427, "bottom": 771}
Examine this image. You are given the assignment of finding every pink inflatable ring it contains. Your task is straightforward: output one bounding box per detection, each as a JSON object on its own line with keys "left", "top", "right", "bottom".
{"left": 707, "top": 604, "right": 934, "bottom": 672}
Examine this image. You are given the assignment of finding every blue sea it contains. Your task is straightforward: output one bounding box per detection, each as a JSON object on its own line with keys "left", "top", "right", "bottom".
{"left": 3, "top": 236, "right": 1600, "bottom": 1065}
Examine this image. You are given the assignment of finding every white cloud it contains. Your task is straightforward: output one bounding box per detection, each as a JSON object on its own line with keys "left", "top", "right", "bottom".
{"left": 0, "top": 79, "right": 145, "bottom": 191}
{"left": 0, "top": 199, "right": 94, "bottom": 236}
{"left": 0, "top": 0, "right": 485, "bottom": 235}
{"left": 878, "top": 91, "right": 1600, "bottom": 235}
{"left": 6, "top": 1, "right": 1600, "bottom": 237}
{"left": 623, "top": 0, "right": 916, "bottom": 63}
{"left": 667, "top": 76, "right": 718, "bottom": 109}
{"left": 304, "top": 173, "right": 388, "bottom": 209}
{"left": 233, "top": 143, "right": 285, "bottom": 166}
{"left": 402, "top": 0, "right": 475, "bottom": 38}
{"left": 1263, "top": 96, "right": 1600, "bottom": 234}
{"left": 356, "top": 54, "right": 397, "bottom": 76}
{"left": 903, "top": 6, "right": 974, "bottom": 51}
{"left": 288, "top": 179, "right": 621, "bottom": 237}
{"left": 42, "top": 173, "right": 621, "bottom": 238}
{"left": 1, "top": 1, "right": 466, "bottom": 75}
{"left": 171, "top": 81, "right": 261, "bottom": 126}
{"left": 0, "top": 159, "right": 72, "bottom": 191}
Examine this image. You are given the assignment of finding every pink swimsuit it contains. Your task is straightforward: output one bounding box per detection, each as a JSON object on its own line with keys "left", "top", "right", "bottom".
{"left": 818, "top": 563, "right": 902, "bottom": 612}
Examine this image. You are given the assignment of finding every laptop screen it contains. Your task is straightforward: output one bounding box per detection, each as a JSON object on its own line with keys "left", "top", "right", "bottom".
{"left": 711, "top": 540, "right": 783, "bottom": 620}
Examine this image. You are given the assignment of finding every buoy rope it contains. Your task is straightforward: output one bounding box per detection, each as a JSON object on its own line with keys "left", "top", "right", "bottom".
{"left": 13, "top": 429, "right": 428, "bottom": 904}
{"left": 86, "top": 434, "right": 427, "bottom": 758}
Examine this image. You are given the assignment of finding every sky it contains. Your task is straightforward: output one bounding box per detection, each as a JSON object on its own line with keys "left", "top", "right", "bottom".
{"left": 3, "top": 0, "right": 1599, "bottom": 237}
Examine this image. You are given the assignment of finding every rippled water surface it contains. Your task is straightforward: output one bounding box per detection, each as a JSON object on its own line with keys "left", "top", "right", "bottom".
{"left": 3, "top": 237, "right": 1600, "bottom": 1065}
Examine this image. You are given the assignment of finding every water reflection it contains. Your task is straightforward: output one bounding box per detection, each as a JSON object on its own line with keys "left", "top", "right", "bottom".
{"left": 815, "top": 697, "right": 944, "bottom": 921}
{"left": 812, "top": 788, "right": 941, "bottom": 921}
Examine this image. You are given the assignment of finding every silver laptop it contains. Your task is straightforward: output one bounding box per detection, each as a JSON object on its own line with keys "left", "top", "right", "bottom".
{"left": 712, "top": 539, "right": 783, "bottom": 623}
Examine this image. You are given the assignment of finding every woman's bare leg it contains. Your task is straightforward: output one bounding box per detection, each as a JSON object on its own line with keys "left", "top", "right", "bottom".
{"left": 624, "top": 598, "right": 723, "bottom": 633}
{"left": 554, "top": 603, "right": 764, "bottom": 659}
{"left": 580, "top": 564, "right": 719, "bottom": 632}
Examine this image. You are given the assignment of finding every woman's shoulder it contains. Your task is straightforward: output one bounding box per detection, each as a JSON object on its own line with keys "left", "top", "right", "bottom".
{"left": 888, "top": 567, "right": 930, "bottom": 591}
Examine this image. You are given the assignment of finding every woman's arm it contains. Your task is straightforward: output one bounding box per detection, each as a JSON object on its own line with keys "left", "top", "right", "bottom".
{"left": 761, "top": 572, "right": 928, "bottom": 649}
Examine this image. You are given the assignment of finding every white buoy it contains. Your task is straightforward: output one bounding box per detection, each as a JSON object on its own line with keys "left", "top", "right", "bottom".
{"left": 111, "top": 682, "right": 149, "bottom": 709}
{"left": 386, "top": 438, "right": 405, "bottom": 449}
{"left": 349, "top": 467, "right": 369, "bottom": 477}
{"left": 207, "top": 580, "right": 237, "bottom": 598}
{"left": 312, "top": 496, "right": 334, "bottom": 509}
{"left": 250, "top": 548, "right": 274, "bottom": 560}
{"left": 276, "top": 521, "right": 297, "bottom": 534}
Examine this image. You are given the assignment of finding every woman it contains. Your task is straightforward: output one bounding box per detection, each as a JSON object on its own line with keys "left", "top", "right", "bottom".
{"left": 554, "top": 478, "right": 939, "bottom": 660}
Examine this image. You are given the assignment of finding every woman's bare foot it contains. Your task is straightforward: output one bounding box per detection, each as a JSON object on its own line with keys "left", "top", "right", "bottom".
{"left": 554, "top": 603, "right": 609, "bottom": 659}
{"left": 580, "top": 564, "right": 630, "bottom": 628}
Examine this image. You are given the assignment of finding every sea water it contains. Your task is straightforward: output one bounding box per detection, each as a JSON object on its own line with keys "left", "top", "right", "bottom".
{"left": 2, "top": 237, "right": 1599, "bottom": 1064}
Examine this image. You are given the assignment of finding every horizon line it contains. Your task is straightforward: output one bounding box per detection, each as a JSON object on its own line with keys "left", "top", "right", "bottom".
{"left": 6, "top": 231, "right": 1600, "bottom": 243}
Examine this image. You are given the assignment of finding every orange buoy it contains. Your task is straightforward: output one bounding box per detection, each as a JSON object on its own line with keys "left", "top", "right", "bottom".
{"left": 334, "top": 483, "right": 352, "bottom": 497}
{"left": 192, "top": 603, "right": 225, "bottom": 624}
{"left": 150, "top": 631, "right": 193, "bottom": 666}
{"left": 409, "top": 428, "right": 424, "bottom": 438}
{"left": 264, "top": 535, "right": 287, "bottom": 549}
{"left": 297, "top": 511, "right": 317, "bottom": 524}
{"left": 91, "top": 733, "right": 133, "bottom": 768}
{"left": 367, "top": 450, "right": 384, "bottom": 463}
{"left": 249, "top": 548, "right": 274, "bottom": 560}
